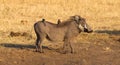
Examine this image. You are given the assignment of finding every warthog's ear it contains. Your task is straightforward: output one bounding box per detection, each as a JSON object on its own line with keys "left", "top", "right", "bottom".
{"left": 70, "top": 15, "right": 81, "bottom": 23}
{"left": 74, "top": 15, "right": 81, "bottom": 24}
{"left": 41, "top": 19, "right": 46, "bottom": 26}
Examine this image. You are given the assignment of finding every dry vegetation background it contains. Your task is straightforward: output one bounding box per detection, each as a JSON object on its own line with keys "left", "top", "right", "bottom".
{"left": 0, "top": 0, "right": 120, "bottom": 65}
{"left": 0, "top": 0, "right": 120, "bottom": 43}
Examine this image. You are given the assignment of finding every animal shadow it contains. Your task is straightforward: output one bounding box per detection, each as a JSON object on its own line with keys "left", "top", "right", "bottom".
{"left": 0, "top": 43, "right": 51, "bottom": 50}
{"left": 95, "top": 30, "right": 120, "bottom": 35}
{"left": 0, "top": 43, "right": 35, "bottom": 49}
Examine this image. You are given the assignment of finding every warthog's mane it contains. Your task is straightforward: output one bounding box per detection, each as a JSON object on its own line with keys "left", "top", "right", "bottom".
{"left": 43, "top": 20, "right": 74, "bottom": 27}
{"left": 56, "top": 18, "right": 75, "bottom": 27}
{"left": 58, "top": 21, "right": 71, "bottom": 26}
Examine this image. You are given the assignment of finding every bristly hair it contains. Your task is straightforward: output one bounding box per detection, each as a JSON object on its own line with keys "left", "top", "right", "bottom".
{"left": 69, "top": 15, "right": 81, "bottom": 20}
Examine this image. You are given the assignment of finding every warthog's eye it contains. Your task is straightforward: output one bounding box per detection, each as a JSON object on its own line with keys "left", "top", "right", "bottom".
{"left": 79, "top": 18, "right": 81, "bottom": 21}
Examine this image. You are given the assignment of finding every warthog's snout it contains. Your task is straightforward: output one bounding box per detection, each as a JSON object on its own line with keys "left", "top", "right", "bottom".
{"left": 84, "top": 28, "right": 93, "bottom": 33}
{"left": 83, "top": 24, "right": 93, "bottom": 33}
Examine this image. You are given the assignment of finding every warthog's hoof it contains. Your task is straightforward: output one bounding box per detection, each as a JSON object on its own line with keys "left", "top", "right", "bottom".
{"left": 60, "top": 50, "right": 75, "bottom": 54}
{"left": 34, "top": 50, "right": 44, "bottom": 53}
{"left": 56, "top": 48, "right": 67, "bottom": 54}
{"left": 39, "top": 51, "right": 44, "bottom": 53}
{"left": 61, "top": 51, "right": 67, "bottom": 54}
{"left": 59, "top": 50, "right": 67, "bottom": 54}
{"left": 34, "top": 50, "right": 39, "bottom": 52}
{"left": 71, "top": 51, "right": 77, "bottom": 54}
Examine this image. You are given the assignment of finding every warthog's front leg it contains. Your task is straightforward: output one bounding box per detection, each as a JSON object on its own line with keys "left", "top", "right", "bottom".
{"left": 69, "top": 42, "right": 73, "bottom": 53}
{"left": 61, "top": 39, "right": 73, "bottom": 54}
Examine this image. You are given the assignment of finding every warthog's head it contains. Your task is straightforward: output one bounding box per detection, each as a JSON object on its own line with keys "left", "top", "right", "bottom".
{"left": 70, "top": 15, "right": 93, "bottom": 33}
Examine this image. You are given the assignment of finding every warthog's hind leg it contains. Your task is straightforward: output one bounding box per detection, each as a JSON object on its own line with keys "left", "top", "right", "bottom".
{"left": 35, "top": 38, "right": 40, "bottom": 52}
{"left": 35, "top": 33, "right": 45, "bottom": 53}
{"left": 38, "top": 33, "right": 46, "bottom": 53}
{"left": 35, "top": 32, "right": 40, "bottom": 52}
{"left": 39, "top": 41, "right": 44, "bottom": 53}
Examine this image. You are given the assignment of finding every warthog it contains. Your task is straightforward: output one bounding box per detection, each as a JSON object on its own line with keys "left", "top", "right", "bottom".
{"left": 34, "top": 15, "right": 93, "bottom": 53}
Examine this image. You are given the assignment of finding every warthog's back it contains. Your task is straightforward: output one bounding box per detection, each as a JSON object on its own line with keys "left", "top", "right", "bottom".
{"left": 45, "top": 22, "right": 68, "bottom": 41}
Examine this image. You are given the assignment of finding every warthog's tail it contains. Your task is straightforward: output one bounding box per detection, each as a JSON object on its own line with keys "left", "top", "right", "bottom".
{"left": 41, "top": 19, "right": 46, "bottom": 26}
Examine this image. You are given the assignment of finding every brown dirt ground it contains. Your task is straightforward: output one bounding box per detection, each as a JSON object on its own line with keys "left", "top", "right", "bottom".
{"left": 0, "top": 32, "right": 120, "bottom": 65}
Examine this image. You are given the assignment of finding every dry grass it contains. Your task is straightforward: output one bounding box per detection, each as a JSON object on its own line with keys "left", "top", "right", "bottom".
{"left": 0, "top": 0, "right": 119, "bottom": 44}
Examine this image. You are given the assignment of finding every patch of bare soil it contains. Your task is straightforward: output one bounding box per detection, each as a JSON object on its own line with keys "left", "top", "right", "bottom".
{"left": 0, "top": 34, "right": 120, "bottom": 65}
